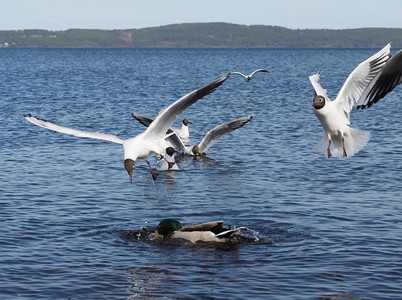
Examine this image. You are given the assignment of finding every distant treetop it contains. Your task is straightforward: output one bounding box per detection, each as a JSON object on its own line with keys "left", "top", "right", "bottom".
{"left": 1, "top": 22, "right": 401, "bottom": 48}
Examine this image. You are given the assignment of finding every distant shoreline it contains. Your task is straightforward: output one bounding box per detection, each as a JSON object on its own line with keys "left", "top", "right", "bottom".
{"left": 1, "top": 22, "right": 401, "bottom": 48}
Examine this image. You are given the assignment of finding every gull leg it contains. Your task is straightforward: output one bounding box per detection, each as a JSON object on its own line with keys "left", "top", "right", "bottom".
{"left": 163, "top": 157, "right": 176, "bottom": 170}
{"left": 342, "top": 137, "right": 347, "bottom": 157}
{"left": 327, "top": 139, "right": 332, "bottom": 158}
{"left": 145, "top": 160, "right": 159, "bottom": 181}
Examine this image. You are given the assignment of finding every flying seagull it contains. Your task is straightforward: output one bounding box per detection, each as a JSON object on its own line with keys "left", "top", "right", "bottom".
{"left": 132, "top": 113, "right": 252, "bottom": 156}
{"left": 229, "top": 69, "right": 269, "bottom": 81}
{"left": 310, "top": 43, "right": 402, "bottom": 158}
{"left": 24, "top": 73, "right": 229, "bottom": 182}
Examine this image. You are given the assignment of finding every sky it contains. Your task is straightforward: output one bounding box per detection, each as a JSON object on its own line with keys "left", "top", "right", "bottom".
{"left": 1, "top": 0, "right": 401, "bottom": 31}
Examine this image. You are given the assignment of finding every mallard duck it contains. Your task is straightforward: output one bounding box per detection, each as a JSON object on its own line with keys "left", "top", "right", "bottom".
{"left": 154, "top": 219, "right": 240, "bottom": 243}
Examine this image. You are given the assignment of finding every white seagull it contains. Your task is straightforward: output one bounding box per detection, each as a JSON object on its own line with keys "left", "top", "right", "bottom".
{"left": 132, "top": 113, "right": 252, "bottom": 156}
{"left": 229, "top": 69, "right": 269, "bottom": 81}
{"left": 24, "top": 73, "right": 229, "bottom": 182}
{"left": 156, "top": 147, "right": 179, "bottom": 171}
{"left": 172, "top": 118, "right": 192, "bottom": 144}
{"left": 310, "top": 43, "right": 402, "bottom": 158}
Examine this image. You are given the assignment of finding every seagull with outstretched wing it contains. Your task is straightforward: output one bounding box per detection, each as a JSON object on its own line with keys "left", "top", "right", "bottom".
{"left": 25, "top": 73, "right": 229, "bottom": 182}
{"left": 310, "top": 43, "right": 402, "bottom": 158}
{"left": 229, "top": 69, "right": 269, "bottom": 81}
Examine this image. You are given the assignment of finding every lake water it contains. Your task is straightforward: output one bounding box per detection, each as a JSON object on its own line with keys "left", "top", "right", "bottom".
{"left": 1, "top": 47, "right": 401, "bottom": 299}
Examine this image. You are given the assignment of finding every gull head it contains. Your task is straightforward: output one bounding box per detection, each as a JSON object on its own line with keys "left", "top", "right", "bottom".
{"left": 124, "top": 158, "right": 135, "bottom": 183}
{"left": 312, "top": 95, "right": 326, "bottom": 109}
{"left": 191, "top": 145, "right": 202, "bottom": 156}
{"left": 182, "top": 119, "right": 192, "bottom": 126}
{"left": 166, "top": 147, "right": 177, "bottom": 157}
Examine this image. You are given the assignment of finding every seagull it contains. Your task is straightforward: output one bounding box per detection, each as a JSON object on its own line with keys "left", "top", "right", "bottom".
{"left": 132, "top": 113, "right": 252, "bottom": 156}
{"left": 172, "top": 118, "right": 192, "bottom": 144}
{"left": 24, "top": 73, "right": 229, "bottom": 182}
{"left": 229, "top": 69, "right": 269, "bottom": 81}
{"left": 310, "top": 42, "right": 402, "bottom": 158}
{"left": 156, "top": 147, "right": 179, "bottom": 171}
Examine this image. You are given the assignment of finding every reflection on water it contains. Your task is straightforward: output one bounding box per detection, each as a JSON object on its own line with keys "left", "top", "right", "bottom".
{"left": 125, "top": 266, "right": 178, "bottom": 299}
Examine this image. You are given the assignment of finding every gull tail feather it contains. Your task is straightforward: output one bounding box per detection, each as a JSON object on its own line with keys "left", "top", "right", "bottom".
{"left": 314, "top": 128, "right": 370, "bottom": 158}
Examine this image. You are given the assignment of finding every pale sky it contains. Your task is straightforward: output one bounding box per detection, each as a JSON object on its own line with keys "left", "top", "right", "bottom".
{"left": 1, "top": 0, "right": 401, "bottom": 30}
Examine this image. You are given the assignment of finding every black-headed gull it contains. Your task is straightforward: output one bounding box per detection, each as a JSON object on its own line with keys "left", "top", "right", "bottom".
{"left": 310, "top": 43, "right": 402, "bottom": 158}
{"left": 132, "top": 114, "right": 252, "bottom": 156}
{"left": 172, "top": 118, "right": 192, "bottom": 144}
{"left": 229, "top": 69, "right": 269, "bottom": 81}
{"left": 24, "top": 73, "right": 229, "bottom": 182}
{"left": 156, "top": 147, "right": 178, "bottom": 171}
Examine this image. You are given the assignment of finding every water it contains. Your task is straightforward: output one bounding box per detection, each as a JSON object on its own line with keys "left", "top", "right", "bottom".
{"left": 1, "top": 47, "right": 401, "bottom": 299}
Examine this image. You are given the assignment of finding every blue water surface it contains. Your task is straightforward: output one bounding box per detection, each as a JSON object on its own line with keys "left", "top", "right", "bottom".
{"left": 1, "top": 47, "right": 401, "bottom": 299}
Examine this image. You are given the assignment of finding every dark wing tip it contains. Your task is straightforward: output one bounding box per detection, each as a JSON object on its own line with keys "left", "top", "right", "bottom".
{"left": 131, "top": 112, "right": 154, "bottom": 127}
{"left": 194, "top": 73, "right": 229, "bottom": 99}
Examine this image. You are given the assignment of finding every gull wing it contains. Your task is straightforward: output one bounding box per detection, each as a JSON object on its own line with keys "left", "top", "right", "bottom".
{"left": 309, "top": 71, "right": 329, "bottom": 100}
{"left": 198, "top": 116, "right": 252, "bottom": 154}
{"left": 24, "top": 114, "right": 124, "bottom": 144}
{"left": 334, "top": 43, "right": 391, "bottom": 115}
{"left": 357, "top": 49, "right": 402, "bottom": 109}
{"left": 228, "top": 71, "right": 247, "bottom": 78}
{"left": 131, "top": 113, "right": 153, "bottom": 127}
{"left": 131, "top": 113, "right": 186, "bottom": 152}
{"left": 143, "top": 74, "right": 229, "bottom": 139}
{"left": 249, "top": 69, "right": 269, "bottom": 77}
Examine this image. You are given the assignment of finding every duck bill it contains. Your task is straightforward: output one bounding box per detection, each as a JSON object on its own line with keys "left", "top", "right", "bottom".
{"left": 129, "top": 169, "right": 133, "bottom": 183}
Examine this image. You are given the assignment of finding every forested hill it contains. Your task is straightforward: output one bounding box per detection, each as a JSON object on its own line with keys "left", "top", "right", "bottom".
{"left": 1, "top": 22, "right": 402, "bottom": 48}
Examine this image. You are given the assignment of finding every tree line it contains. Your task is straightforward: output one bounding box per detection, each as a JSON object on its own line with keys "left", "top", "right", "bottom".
{"left": 1, "top": 23, "right": 401, "bottom": 48}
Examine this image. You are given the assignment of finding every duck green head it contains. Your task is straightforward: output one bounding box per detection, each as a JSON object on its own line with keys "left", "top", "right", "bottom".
{"left": 157, "top": 219, "right": 182, "bottom": 236}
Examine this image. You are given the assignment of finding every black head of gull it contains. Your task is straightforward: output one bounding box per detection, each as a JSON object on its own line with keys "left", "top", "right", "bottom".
{"left": 191, "top": 145, "right": 202, "bottom": 156}
{"left": 182, "top": 119, "right": 192, "bottom": 126}
{"left": 312, "top": 95, "right": 326, "bottom": 109}
{"left": 124, "top": 158, "right": 135, "bottom": 183}
{"left": 166, "top": 146, "right": 177, "bottom": 157}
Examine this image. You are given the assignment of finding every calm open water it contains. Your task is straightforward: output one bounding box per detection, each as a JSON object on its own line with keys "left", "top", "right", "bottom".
{"left": 1, "top": 47, "right": 401, "bottom": 299}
